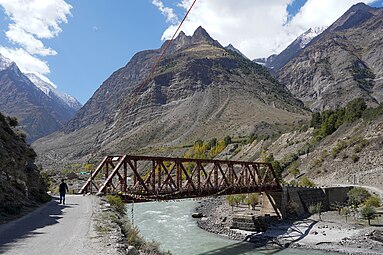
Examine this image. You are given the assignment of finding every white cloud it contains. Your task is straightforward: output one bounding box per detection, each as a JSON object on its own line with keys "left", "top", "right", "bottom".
{"left": 158, "top": 0, "right": 379, "bottom": 59}
{"left": 6, "top": 24, "right": 57, "bottom": 56}
{"left": 0, "top": 0, "right": 72, "bottom": 84}
{"left": 0, "top": 47, "right": 50, "bottom": 74}
{"left": 0, "top": 0, "right": 72, "bottom": 56}
{"left": 152, "top": 0, "right": 179, "bottom": 24}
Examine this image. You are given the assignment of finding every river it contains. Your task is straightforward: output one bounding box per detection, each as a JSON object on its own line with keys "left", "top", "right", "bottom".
{"left": 128, "top": 199, "right": 335, "bottom": 255}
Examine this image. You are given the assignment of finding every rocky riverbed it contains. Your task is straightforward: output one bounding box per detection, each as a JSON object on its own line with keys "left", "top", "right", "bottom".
{"left": 195, "top": 196, "right": 383, "bottom": 254}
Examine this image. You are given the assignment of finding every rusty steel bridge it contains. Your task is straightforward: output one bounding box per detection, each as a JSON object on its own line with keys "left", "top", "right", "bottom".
{"left": 79, "top": 155, "right": 282, "bottom": 201}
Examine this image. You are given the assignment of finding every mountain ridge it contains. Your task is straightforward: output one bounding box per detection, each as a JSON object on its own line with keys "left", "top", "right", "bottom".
{"left": 277, "top": 3, "right": 383, "bottom": 111}
{"left": 34, "top": 27, "right": 308, "bottom": 167}
{"left": 0, "top": 54, "right": 82, "bottom": 142}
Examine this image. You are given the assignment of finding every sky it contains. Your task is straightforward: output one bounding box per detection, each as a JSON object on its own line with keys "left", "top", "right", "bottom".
{"left": 0, "top": 0, "right": 382, "bottom": 105}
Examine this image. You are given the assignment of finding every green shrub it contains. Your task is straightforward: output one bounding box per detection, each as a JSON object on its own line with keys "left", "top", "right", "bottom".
{"left": 347, "top": 187, "right": 370, "bottom": 206}
{"left": 351, "top": 154, "right": 360, "bottom": 163}
{"left": 298, "top": 176, "right": 316, "bottom": 187}
{"left": 224, "top": 135, "right": 232, "bottom": 145}
{"left": 364, "top": 195, "right": 381, "bottom": 207}
{"left": 106, "top": 195, "right": 126, "bottom": 215}
{"left": 288, "top": 166, "right": 300, "bottom": 178}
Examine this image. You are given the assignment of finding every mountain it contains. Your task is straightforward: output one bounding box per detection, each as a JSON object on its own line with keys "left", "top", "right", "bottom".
{"left": 253, "top": 54, "right": 276, "bottom": 67}
{"left": 277, "top": 3, "right": 383, "bottom": 111}
{"left": 0, "top": 54, "right": 81, "bottom": 142}
{"left": 33, "top": 26, "right": 308, "bottom": 167}
{"left": 25, "top": 73, "right": 82, "bottom": 112}
{"left": 0, "top": 111, "right": 49, "bottom": 222}
{"left": 225, "top": 44, "right": 248, "bottom": 59}
{"left": 256, "top": 27, "right": 326, "bottom": 71}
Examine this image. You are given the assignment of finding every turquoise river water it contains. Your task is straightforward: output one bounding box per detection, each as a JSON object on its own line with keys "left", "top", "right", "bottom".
{"left": 128, "top": 199, "right": 337, "bottom": 255}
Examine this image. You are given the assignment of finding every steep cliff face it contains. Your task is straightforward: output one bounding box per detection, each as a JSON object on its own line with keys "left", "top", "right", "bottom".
{"left": 0, "top": 112, "right": 49, "bottom": 222}
{"left": 34, "top": 27, "right": 308, "bottom": 167}
{"left": 277, "top": 4, "right": 383, "bottom": 111}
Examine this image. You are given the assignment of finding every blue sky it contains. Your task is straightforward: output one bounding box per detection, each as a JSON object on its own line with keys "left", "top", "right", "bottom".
{"left": 0, "top": 0, "right": 382, "bottom": 104}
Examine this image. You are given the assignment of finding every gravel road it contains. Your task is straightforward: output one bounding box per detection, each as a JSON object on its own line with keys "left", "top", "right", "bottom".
{"left": 0, "top": 195, "right": 103, "bottom": 255}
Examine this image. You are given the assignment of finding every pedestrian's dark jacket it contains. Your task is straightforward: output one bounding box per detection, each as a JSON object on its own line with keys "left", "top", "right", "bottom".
{"left": 59, "top": 182, "right": 69, "bottom": 194}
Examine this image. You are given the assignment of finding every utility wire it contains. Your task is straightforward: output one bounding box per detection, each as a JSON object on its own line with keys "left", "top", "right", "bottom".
{"left": 136, "top": 0, "right": 198, "bottom": 91}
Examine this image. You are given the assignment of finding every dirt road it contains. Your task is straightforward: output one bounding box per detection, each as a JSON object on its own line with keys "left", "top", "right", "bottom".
{"left": 0, "top": 195, "right": 103, "bottom": 255}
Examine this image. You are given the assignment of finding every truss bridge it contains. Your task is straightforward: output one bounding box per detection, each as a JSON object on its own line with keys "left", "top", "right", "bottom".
{"left": 79, "top": 155, "right": 282, "bottom": 201}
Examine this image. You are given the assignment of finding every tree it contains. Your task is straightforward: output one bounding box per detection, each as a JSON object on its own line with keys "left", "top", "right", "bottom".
{"left": 345, "top": 98, "right": 367, "bottom": 123}
{"left": 347, "top": 187, "right": 370, "bottom": 207}
{"left": 224, "top": 135, "right": 232, "bottom": 146}
{"left": 364, "top": 195, "right": 381, "bottom": 207}
{"left": 206, "top": 138, "right": 217, "bottom": 149}
{"left": 310, "top": 112, "right": 321, "bottom": 129}
{"left": 233, "top": 195, "right": 242, "bottom": 207}
{"left": 361, "top": 205, "right": 376, "bottom": 225}
{"left": 245, "top": 193, "right": 259, "bottom": 210}
{"left": 340, "top": 207, "right": 351, "bottom": 222}
{"left": 226, "top": 195, "right": 236, "bottom": 211}
{"left": 238, "top": 194, "right": 246, "bottom": 204}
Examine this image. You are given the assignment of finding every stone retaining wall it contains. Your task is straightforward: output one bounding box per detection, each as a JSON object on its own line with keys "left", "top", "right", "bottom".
{"left": 231, "top": 186, "right": 352, "bottom": 231}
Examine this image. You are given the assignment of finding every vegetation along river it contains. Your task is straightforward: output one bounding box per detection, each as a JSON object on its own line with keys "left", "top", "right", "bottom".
{"left": 128, "top": 199, "right": 338, "bottom": 255}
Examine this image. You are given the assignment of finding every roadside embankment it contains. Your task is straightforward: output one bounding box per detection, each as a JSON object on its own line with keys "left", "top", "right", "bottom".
{"left": 93, "top": 195, "right": 171, "bottom": 255}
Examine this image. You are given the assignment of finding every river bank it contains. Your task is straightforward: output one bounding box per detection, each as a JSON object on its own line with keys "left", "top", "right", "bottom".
{"left": 195, "top": 196, "right": 383, "bottom": 255}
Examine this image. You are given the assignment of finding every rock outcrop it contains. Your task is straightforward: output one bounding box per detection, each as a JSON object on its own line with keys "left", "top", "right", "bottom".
{"left": 0, "top": 112, "right": 49, "bottom": 222}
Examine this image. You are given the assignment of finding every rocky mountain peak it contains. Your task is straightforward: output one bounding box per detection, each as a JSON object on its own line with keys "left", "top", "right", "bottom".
{"left": 298, "top": 26, "right": 327, "bottom": 48}
{"left": 330, "top": 2, "right": 376, "bottom": 31}
{"left": 349, "top": 2, "right": 374, "bottom": 12}
{"left": 191, "top": 26, "right": 218, "bottom": 45}
{"left": 0, "top": 53, "right": 13, "bottom": 72}
{"left": 163, "top": 26, "right": 221, "bottom": 53}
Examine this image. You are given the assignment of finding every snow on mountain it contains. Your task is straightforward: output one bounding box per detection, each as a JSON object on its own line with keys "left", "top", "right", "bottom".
{"left": 0, "top": 53, "right": 14, "bottom": 72}
{"left": 252, "top": 27, "right": 327, "bottom": 71}
{"left": 25, "top": 73, "right": 82, "bottom": 111}
{"left": 298, "top": 26, "right": 327, "bottom": 48}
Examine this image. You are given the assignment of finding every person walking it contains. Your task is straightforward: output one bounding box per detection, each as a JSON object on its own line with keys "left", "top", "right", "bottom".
{"left": 59, "top": 179, "right": 69, "bottom": 204}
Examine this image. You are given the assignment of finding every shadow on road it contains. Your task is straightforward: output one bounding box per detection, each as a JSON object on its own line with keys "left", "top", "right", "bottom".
{"left": 0, "top": 197, "right": 74, "bottom": 253}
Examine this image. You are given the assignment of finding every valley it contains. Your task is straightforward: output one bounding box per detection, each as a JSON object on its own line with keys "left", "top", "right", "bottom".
{"left": 1, "top": 1, "right": 383, "bottom": 255}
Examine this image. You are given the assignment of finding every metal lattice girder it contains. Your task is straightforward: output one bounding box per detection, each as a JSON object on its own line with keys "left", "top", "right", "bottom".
{"left": 79, "top": 155, "right": 282, "bottom": 199}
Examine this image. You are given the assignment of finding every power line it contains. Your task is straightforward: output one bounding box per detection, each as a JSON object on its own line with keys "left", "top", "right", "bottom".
{"left": 136, "top": 0, "right": 198, "bottom": 92}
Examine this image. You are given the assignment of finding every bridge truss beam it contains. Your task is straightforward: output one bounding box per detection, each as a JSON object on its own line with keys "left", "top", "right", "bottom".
{"left": 79, "top": 155, "right": 282, "bottom": 200}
